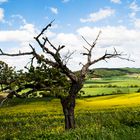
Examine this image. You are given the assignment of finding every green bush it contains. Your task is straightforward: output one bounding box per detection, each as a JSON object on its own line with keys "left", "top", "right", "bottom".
{"left": 137, "top": 88, "right": 140, "bottom": 93}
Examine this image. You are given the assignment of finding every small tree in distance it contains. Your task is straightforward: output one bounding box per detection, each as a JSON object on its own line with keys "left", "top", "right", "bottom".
{"left": 0, "top": 21, "right": 132, "bottom": 130}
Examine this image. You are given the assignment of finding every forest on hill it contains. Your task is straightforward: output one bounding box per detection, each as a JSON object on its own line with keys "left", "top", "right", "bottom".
{"left": 87, "top": 68, "right": 140, "bottom": 78}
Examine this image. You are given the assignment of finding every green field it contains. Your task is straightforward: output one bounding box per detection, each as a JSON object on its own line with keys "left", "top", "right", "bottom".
{"left": 82, "top": 75, "right": 140, "bottom": 97}
{"left": 1, "top": 93, "right": 140, "bottom": 140}
{"left": 1, "top": 72, "right": 140, "bottom": 139}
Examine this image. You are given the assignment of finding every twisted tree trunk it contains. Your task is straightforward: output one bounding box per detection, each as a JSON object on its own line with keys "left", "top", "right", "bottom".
{"left": 60, "top": 81, "right": 83, "bottom": 130}
{"left": 61, "top": 94, "right": 76, "bottom": 129}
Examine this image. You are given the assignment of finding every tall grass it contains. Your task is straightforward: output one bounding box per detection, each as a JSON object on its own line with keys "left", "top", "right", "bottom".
{"left": 1, "top": 94, "right": 140, "bottom": 139}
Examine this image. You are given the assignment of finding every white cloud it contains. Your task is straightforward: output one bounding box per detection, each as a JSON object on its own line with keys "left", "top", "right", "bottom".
{"left": 0, "top": 0, "right": 7, "bottom": 3}
{"left": 1, "top": 54, "right": 31, "bottom": 70}
{"left": 55, "top": 33, "right": 79, "bottom": 46}
{"left": 129, "top": 1, "right": 140, "bottom": 12}
{"left": 0, "top": 23, "right": 36, "bottom": 42}
{"left": 1, "top": 23, "right": 140, "bottom": 70}
{"left": 1, "top": 14, "right": 140, "bottom": 70}
{"left": 129, "top": 12, "right": 136, "bottom": 19}
{"left": 62, "top": 0, "right": 70, "bottom": 3}
{"left": 80, "top": 8, "right": 115, "bottom": 23}
{"left": 0, "top": 14, "right": 36, "bottom": 42}
{"left": 0, "top": 15, "right": 37, "bottom": 69}
{"left": 14, "top": 24, "right": 137, "bottom": 70}
{"left": 0, "top": 15, "right": 58, "bottom": 69}
{"left": 11, "top": 14, "right": 27, "bottom": 24}
{"left": 77, "top": 26, "right": 140, "bottom": 67}
{"left": 134, "top": 18, "right": 140, "bottom": 28}
{"left": 0, "top": 8, "right": 4, "bottom": 22}
{"left": 128, "top": 1, "right": 140, "bottom": 29}
{"left": 44, "top": 30, "right": 56, "bottom": 38}
{"left": 20, "top": 23, "right": 35, "bottom": 32}
{"left": 77, "top": 26, "right": 140, "bottom": 47}
{"left": 50, "top": 7, "right": 58, "bottom": 14}
{"left": 110, "top": 0, "right": 121, "bottom": 4}
{"left": 52, "top": 25, "right": 140, "bottom": 70}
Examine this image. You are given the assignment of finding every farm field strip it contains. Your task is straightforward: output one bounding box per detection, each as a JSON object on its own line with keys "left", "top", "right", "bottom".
{"left": 1, "top": 93, "right": 140, "bottom": 114}
{"left": 77, "top": 93, "right": 140, "bottom": 111}
{"left": 82, "top": 87, "right": 139, "bottom": 96}
{"left": 1, "top": 93, "right": 140, "bottom": 139}
{"left": 82, "top": 75, "right": 140, "bottom": 96}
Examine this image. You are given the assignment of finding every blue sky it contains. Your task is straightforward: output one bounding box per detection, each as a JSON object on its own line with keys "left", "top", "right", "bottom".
{"left": 0, "top": 0, "right": 140, "bottom": 70}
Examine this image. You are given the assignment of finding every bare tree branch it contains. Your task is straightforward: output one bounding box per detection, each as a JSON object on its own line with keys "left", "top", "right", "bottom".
{"left": 81, "top": 36, "right": 92, "bottom": 47}
{"left": 36, "top": 19, "right": 55, "bottom": 39}
{"left": 81, "top": 31, "right": 102, "bottom": 64}
{"left": 0, "top": 21, "right": 133, "bottom": 85}
{"left": 62, "top": 50, "right": 75, "bottom": 65}
{"left": 80, "top": 30, "right": 134, "bottom": 79}
{"left": 0, "top": 49, "right": 33, "bottom": 56}
{"left": 90, "top": 50, "right": 121, "bottom": 65}
{"left": 92, "top": 30, "right": 101, "bottom": 47}
{"left": 83, "top": 46, "right": 90, "bottom": 52}
{"left": 80, "top": 31, "right": 102, "bottom": 77}
{"left": 32, "top": 22, "right": 78, "bottom": 82}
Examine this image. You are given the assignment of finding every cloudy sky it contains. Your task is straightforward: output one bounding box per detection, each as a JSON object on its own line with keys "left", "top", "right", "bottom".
{"left": 0, "top": 0, "right": 140, "bottom": 70}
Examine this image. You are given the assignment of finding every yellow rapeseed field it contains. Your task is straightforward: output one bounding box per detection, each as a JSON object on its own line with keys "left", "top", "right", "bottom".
{"left": 76, "top": 93, "right": 140, "bottom": 111}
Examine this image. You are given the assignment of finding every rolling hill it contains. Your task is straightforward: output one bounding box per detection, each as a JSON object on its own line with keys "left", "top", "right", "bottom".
{"left": 88, "top": 68, "right": 140, "bottom": 78}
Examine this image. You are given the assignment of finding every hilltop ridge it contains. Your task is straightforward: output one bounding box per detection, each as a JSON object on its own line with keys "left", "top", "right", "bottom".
{"left": 88, "top": 68, "right": 140, "bottom": 78}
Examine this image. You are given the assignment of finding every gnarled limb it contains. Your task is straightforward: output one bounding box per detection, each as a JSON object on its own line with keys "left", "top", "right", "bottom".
{"left": 0, "top": 49, "right": 33, "bottom": 56}
{"left": 80, "top": 32, "right": 133, "bottom": 79}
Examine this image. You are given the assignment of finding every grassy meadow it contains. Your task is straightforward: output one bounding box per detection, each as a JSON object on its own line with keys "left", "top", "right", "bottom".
{"left": 1, "top": 68, "right": 140, "bottom": 140}
{"left": 1, "top": 94, "right": 140, "bottom": 139}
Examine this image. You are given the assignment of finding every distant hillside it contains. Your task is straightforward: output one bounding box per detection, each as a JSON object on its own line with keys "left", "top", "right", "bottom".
{"left": 88, "top": 68, "right": 140, "bottom": 78}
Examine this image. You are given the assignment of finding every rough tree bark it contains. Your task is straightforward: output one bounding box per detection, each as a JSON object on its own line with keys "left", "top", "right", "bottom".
{"left": 0, "top": 21, "right": 132, "bottom": 130}
{"left": 60, "top": 81, "right": 83, "bottom": 129}
{"left": 61, "top": 95, "right": 76, "bottom": 129}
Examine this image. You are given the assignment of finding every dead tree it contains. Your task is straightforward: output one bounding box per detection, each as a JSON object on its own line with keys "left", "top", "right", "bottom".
{"left": 0, "top": 21, "right": 132, "bottom": 130}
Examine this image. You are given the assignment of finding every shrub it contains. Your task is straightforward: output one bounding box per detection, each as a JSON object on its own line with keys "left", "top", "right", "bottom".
{"left": 137, "top": 88, "right": 140, "bottom": 93}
